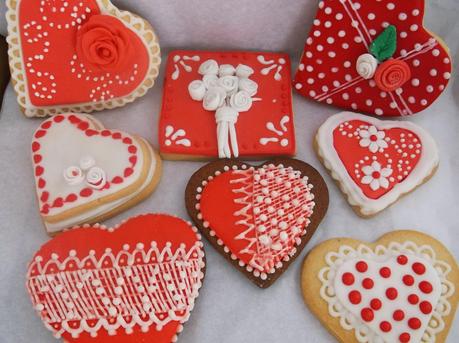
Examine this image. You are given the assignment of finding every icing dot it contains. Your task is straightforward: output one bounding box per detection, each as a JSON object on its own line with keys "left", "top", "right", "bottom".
{"left": 412, "top": 262, "right": 426, "bottom": 275}
{"left": 387, "top": 3, "right": 395, "bottom": 10}
{"left": 379, "top": 267, "right": 391, "bottom": 278}
{"left": 362, "top": 278, "right": 374, "bottom": 290}
{"left": 355, "top": 261, "right": 368, "bottom": 272}
{"left": 408, "top": 294, "right": 419, "bottom": 305}
{"left": 370, "top": 298, "right": 382, "bottom": 311}
{"left": 397, "top": 255, "right": 408, "bottom": 265}
{"left": 349, "top": 290, "right": 361, "bottom": 304}
{"left": 386, "top": 287, "right": 398, "bottom": 300}
{"left": 380, "top": 321, "right": 392, "bottom": 332}
{"left": 420, "top": 301, "right": 433, "bottom": 314}
{"left": 403, "top": 275, "right": 414, "bottom": 286}
{"left": 399, "top": 333, "right": 411, "bottom": 343}
{"left": 419, "top": 281, "right": 433, "bottom": 294}
{"left": 342, "top": 272, "right": 355, "bottom": 286}
{"left": 393, "top": 310, "right": 405, "bottom": 321}
{"left": 361, "top": 308, "right": 374, "bottom": 322}
{"left": 408, "top": 317, "right": 421, "bottom": 330}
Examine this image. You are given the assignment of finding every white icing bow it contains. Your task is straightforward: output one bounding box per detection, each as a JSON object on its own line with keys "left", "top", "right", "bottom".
{"left": 188, "top": 60, "right": 259, "bottom": 158}
{"left": 356, "top": 53, "right": 378, "bottom": 80}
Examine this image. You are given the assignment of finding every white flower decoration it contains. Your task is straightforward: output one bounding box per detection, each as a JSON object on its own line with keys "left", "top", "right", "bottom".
{"left": 198, "top": 59, "right": 219, "bottom": 76}
{"left": 361, "top": 161, "right": 392, "bottom": 191}
{"left": 356, "top": 53, "right": 378, "bottom": 80}
{"left": 219, "top": 64, "right": 236, "bottom": 77}
{"left": 359, "top": 126, "right": 388, "bottom": 153}
{"left": 218, "top": 75, "right": 239, "bottom": 95}
{"left": 230, "top": 91, "right": 253, "bottom": 112}
{"left": 203, "top": 87, "right": 226, "bottom": 111}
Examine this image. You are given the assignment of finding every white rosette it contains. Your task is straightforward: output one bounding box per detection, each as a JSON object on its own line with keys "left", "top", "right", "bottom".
{"left": 356, "top": 53, "right": 378, "bottom": 80}
{"left": 203, "top": 86, "right": 226, "bottom": 111}
{"left": 63, "top": 166, "right": 84, "bottom": 186}
{"left": 235, "top": 64, "right": 254, "bottom": 78}
{"left": 219, "top": 64, "right": 236, "bottom": 77}
{"left": 215, "top": 106, "right": 240, "bottom": 158}
{"left": 188, "top": 80, "right": 206, "bottom": 101}
{"left": 79, "top": 156, "right": 95, "bottom": 171}
{"left": 198, "top": 59, "right": 219, "bottom": 76}
{"left": 230, "top": 91, "right": 253, "bottom": 112}
{"left": 202, "top": 74, "right": 219, "bottom": 89}
{"left": 238, "top": 78, "right": 258, "bottom": 96}
{"left": 217, "top": 76, "right": 239, "bottom": 95}
{"left": 86, "top": 167, "right": 107, "bottom": 190}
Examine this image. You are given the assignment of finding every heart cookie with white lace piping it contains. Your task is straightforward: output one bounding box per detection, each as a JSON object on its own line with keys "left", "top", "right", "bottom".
{"left": 293, "top": 0, "right": 452, "bottom": 116}
{"left": 301, "top": 230, "right": 459, "bottom": 343}
{"left": 186, "top": 159, "right": 328, "bottom": 288}
{"left": 6, "top": 0, "right": 161, "bottom": 117}
{"left": 26, "top": 214, "right": 206, "bottom": 343}
{"left": 315, "top": 112, "right": 438, "bottom": 217}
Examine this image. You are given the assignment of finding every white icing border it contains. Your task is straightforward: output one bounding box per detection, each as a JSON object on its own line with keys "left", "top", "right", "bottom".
{"left": 316, "top": 112, "right": 439, "bottom": 216}
{"left": 6, "top": 0, "right": 161, "bottom": 117}
{"left": 318, "top": 241, "right": 455, "bottom": 343}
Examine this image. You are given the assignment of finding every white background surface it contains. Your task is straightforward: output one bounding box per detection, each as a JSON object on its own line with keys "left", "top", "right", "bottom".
{"left": 0, "top": 0, "right": 458, "bottom": 342}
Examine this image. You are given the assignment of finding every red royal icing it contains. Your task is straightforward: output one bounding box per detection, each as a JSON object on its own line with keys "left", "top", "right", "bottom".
{"left": 333, "top": 120, "right": 422, "bottom": 199}
{"left": 374, "top": 60, "right": 411, "bottom": 92}
{"left": 294, "top": 0, "right": 452, "bottom": 116}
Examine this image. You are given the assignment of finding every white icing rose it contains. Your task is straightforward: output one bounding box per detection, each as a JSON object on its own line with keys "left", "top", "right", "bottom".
{"left": 219, "top": 64, "right": 236, "bottom": 77}
{"left": 238, "top": 78, "right": 258, "bottom": 96}
{"left": 230, "top": 91, "right": 253, "bottom": 112}
{"left": 198, "top": 59, "right": 219, "bottom": 76}
{"left": 63, "top": 166, "right": 84, "bottom": 186}
{"left": 202, "top": 74, "right": 219, "bottom": 89}
{"left": 188, "top": 80, "right": 206, "bottom": 101}
{"left": 235, "top": 64, "right": 254, "bottom": 78}
{"left": 79, "top": 156, "right": 95, "bottom": 171}
{"left": 356, "top": 53, "right": 378, "bottom": 80}
{"left": 203, "top": 87, "right": 226, "bottom": 111}
{"left": 218, "top": 76, "right": 239, "bottom": 95}
{"left": 86, "top": 167, "right": 107, "bottom": 190}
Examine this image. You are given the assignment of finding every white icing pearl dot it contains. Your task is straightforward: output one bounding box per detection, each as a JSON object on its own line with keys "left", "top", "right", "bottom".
{"left": 411, "top": 79, "right": 420, "bottom": 86}
{"left": 398, "top": 13, "right": 407, "bottom": 20}
{"left": 338, "top": 30, "right": 346, "bottom": 37}
{"left": 410, "top": 24, "right": 419, "bottom": 32}
{"left": 387, "top": 3, "right": 395, "bottom": 10}
{"left": 368, "top": 13, "right": 375, "bottom": 20}
{"left": 430, "top": 69, "right": 437, "bottom": 76}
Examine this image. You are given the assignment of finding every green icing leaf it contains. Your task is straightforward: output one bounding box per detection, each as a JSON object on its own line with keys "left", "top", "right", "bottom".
{"left": 370, "top": 25, "right": 397, "bottom": 62}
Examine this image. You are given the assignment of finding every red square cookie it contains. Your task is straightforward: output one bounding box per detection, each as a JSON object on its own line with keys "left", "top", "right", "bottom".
{"left": 159, "top": 50, "right": 296, "bottom": 159}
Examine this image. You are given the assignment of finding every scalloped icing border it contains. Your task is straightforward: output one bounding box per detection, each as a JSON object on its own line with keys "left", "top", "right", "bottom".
{"left": 6, "top": 0, "right": 161, "bottom": 117}
{"left": 318, "top": 241, "right": 455, "bottom": 343}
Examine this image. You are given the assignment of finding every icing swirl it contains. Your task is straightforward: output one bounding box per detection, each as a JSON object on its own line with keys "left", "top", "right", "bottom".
{"left": 188, "top": 80, "right": 206, "bottom": 101}
{"left": 238, "top": 78, "right": 258, "bottom": 96}
{"left": 202, "top": 74, "right": 219, "bottom": 89}
{"left": 230, "top": 91, "right": 253, "bottom": 112}
{"left": 374, "top": 60, "right": 411, "bottom": 92}
{"left": 203, "top": 87, "right": 226, "bottom": 111}
{"left": 235, "top": 64, "right": 254, "bottom": 78}
{"left": 219, "top": 64, "right": 236, "bottom": 77}
{"left": 86, "top": 167, "right": 107, "bottom": 190}
{"left": 198, "top": 59, "right": 219, "bottom": 76}
{"left": 356, "top": 53, "right": 378, "bottom": 80}
{"left": 63, "top": 166, "right": 84, "bottom": 186}
{"left": 218, "top": 76, "right": 239, "bottom": 95}
{"left": 76, "top": 15, "right": 135, "bottom": 72}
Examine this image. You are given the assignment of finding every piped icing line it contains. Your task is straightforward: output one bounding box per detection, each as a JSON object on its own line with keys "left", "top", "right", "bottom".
{"left": 316, "top": 112, "right": 439, "bottom": 216}
{"left": 318, "top": 241, "right": 454, "bottom": 343}
{"left": 339, "top": 0, "right": 370, "bottom": 50}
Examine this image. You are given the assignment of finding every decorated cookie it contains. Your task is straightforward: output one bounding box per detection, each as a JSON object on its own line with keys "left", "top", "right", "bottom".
{"left": 6, "top": 0, "right": 161, "bottom": 117}
{"left": 186, "top": 159, "right": 328, "bottom": 288}
{"left": 293, "top": 0, "right": 452, "bottom": 116}
{"left": 0, "top": 35, "right": 10, "bottom": 111}
{"left": 301, "top": 230, "right": 459, "bottom": 343}
{"left": 315, "top": 112, "right": 438, "bottom": 217}
{"left": 160, "top": 50, "right": 296, "bottom": 160}
{"left": 32, "top": 113, "right": 162, "bottom": 235}
{"left": 26, "top": 213, "right": 206, "bottom": 342}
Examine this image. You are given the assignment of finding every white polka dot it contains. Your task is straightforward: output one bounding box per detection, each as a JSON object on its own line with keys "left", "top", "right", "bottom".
{"left": 355, "top": 87, "right": 362, "bottom": 94}
{"left": 443, "top": 58, "right": 450, "bottom": 64}
{"left": 317, "top": 45, "right": 324, "bottom": 51}
{"left": 299, "top": 64, "right": 305, "bottom": 71}
{"left": 430, "top": 69, "right": 437, "bottom": 77}
{"left": 375, "top": 108, "right": 383, "bottom": 116}
{"left": 382, "top": 22, "right": 390, "bottom": 28}
{"left": 307, "top": 78, "right": 315, "bottom": 85}
{"left": 369, "top": 80, "right": 376, "bottom": 88}
{"left": 333, "top": 80, "right": 341, "bottom": 87}
{"left": 306, "top": 52, "right": 313, "bottom": 58}
{"left": 325, "top": 21, "right": 332, "bottom": 28}
{"left": 399, "top": 13, "right": 407, "bottom": 20}
{"left": 344, "top": 61, "right": 351, "bottom": 68}
{"left": 342, "top": 93, "right": 349, "bottom": 100}
{"left": 328, "top": 51, "right": 336, "bottom": 58}
{"left": 342, "top": 43, "right": 349, "bottom": 49}
{"left": 432, "top": 49, "right": 440, "bottom": 57}
{"left": 400, "top": 49, "right": 407, "bottom": 57}
{"left": 314, "top": 30, "right": 321, "bottom": 37}
{"left": 351, "top": 103, "right": 358, "bottom": 109}
{"left": 309, "top": 90, "right": 316, "bottom": 97}
{"left": 408, "top": 96, "right": 416, "bottom": 104}
{"left": 354, "top": 36, "right": 363, "bottom": 43}
{"left": 387, "top": 3, "right": 395, "bottom": 10}
{"left": 426, "top": 85, "right": 434, "bottom": 93}
{"left": 314, "top": 19, "right": 321, "bottom": 26}
{"left": 325, "top": 7, "right": 332, "bottom": 14}
{"left": 318, "top": 73, "right": 325, "bottom": 79}
{"left": 322, "top": 86, "right": 329, "bottom": 92}
{"left": 410, "top": 24, "right": 418, "bottom": 32}
{"left": 421, "top": 99, "right": 428, "bottom": 106}
{"left": 295, "top": 83, "right": 303, "bottom": 90}
{"left": 444, "top": 72, "right": 451, "bottom": 80}
{"left": 326, "top": 98, "right": 333, "bottom": 104}
{"left": 306, "top": 65, "right": 313, "bottom": 72}
{"left": 369, "top": 29, "right": 377, "bottom": 36}
{"left": 400, "top": 32, "right": 408, "bottom": 39}
{"left": 338, "top": 30, "right": 346, "bottom": 37}
{"left": 380, "top": 91, "right": 387, "bottom": 98}
{"left": 411, "top": 79, "right": 420, "bottom": 87}
{"left": 336, "top": 13, "right": 343, "bottom": 20}
{"left": 368, "top": 13, "right": 375, "bottom": 20}
{"left": 318, "top": 1, "right": 324, "bottom": 9}
{"left": 412, "top": 9, "right": 420, "bottom": 16}
{"left": 352, "top": 2, "right": 361, "bottom": 10}
{"left": 390, "top": 102, "right": 397, "bottom": 109}
{"left": 345, "top": 74, "right": 352, "bottom": 81}
{"left": 327, "top": 37, "right": 335, "bottom": 44}
{"left": 366, "top": 99, "right": 373, "bottom": 106}
{"left": 413, "top": 59, "right": 420, "bottom": 67}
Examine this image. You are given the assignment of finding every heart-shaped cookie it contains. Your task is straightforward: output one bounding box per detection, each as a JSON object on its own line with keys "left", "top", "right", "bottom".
{"left": 301, "top": 230, "right": 459, "bottom": 343}
{"left": 293, "top": 0, "right": 452, "bottom": 116}
{"left": 32, "top": 113, "right": 162, "bottom": 234}
{"left": 186, "top": 159, "right": 328, "bottom": 288}
{"left": 26, "top": 214, "right": 206, "bottom": 342}
{"left": 315, "top": 112, "right": 438, "bottom": 217}
{"left": 6, "top": 0, "right": 161, "bottom": 117}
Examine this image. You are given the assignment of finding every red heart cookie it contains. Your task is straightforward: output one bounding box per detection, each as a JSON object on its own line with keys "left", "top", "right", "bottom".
{"left": 26, "top": 214, "right": 206, "bottom": 342}
{"left": 315, "top": 112, "right": 438, "bottom": 217}
{"left": 302, "top": 230, "right": 459, "bottom": 343}
{"left": 294, "top": 0, "right": 452, "bottom": 116}
{"left": 32, "top": 113, "right": 161, "bottom": 234}
{"left": 186, "top": 159, "right": 328, "bottom": 288}
{"left": 6, "top": 0, "right": 161, "bottom": 117}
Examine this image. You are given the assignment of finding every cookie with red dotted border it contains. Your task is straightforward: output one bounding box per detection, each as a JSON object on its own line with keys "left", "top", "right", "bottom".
{"left": 186, "top": 159, "right": 328, "bottom": 288}
{"left": 32, "top": 113, "right": 162, "bottom": 235}
{"left": 26, "top": 213, "right": 206, "bottom": 343}
{"left": 301, "top": 230, "right": 459, "bottom": 343}
{"left": 6, "top": 0, "right": 161, "bottom": 117}
{"left": 293, "top": 0, "right": 452, "bottom": 116}
{"left": 315, "top": 112, "right": 439, "bottom": 217}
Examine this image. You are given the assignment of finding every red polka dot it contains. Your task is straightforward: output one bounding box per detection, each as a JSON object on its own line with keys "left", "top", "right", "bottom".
{"left": 408, "top": 317, "right": 421, "bottom": 330}
{"left": 399, "top": 332, "right": 410, "bottom": 343}
{"left": 37, "top": 178, "right": 46, "bottom": 189}
{"left": 360, "top": 308, "right": 374, "bottom": 322}
{"left": 370, "top": 298, "right": 382, "bottom": 310}
{"left": 33, "top": 154, "right": 42, "bottom": 163}
{"left": 362, "top": 278, "right": 374, "bottom": 289}
{"left": 342, "top": 272, "right": 355, "bottom": 286}
{"left": 77, "top": 122, "right": 89, "bottom": 131}
{"left": 53, "top": 115, "right": 64, "bottom": 122}
{"left": 397, "top": 255, "right": 408, "bottom": 265}
{"left": 65, "top": 194, "right": 77, "bottom": 202}
{"left": 408, "top": 294, "right": 419, "bottom": 305}
{"left": 112, "top": 132, "right": 122, "bottom": 139}
{"left": 124, "top": 168, "right": 134, "bottom": 177}
{"left": 41, "top": 121, "right": 52, "bottom": 129}
{"left": 123, "top": 137, "right": 133, "bottom": 144}
{"left": 128, "top": 145, "right": 138, "bottom": 153}
{"left": 129, "top": 156, "right": 138, "bottom": 165}
{"left": 420, "top": 301, "right": 433, "bottom": 314}
{"left": 419, "top": 281, "right": 433, "bottom": 294}
{"left": 101, "top": 130, "right": 111, "bottom": 136}
{"left": 379, "top": 267, "right": 391, "bottom": 278}
{"left": 380, "top": 321, "right": 392, "bottom": 332}
{"left": 349, "top": 290, "right": 361, "bottom": 304}
{"left": 32, "top": 141, "right": 41, "bottom": 152}
{"left": 34, "top": 130, "right": 47, "bottom": 139}
{"left": 40, "top": 192, "right": 49, "bottom": 202}
{"left": 403, "top": 275, "right": 414, "bottom": 286}
{"left": 85, "top": 129, "right": 98, "bottom": 137}
{"left": 386, "top": 287, "right": 398, "bottom": 300}
{"left": 35, "top": 166, "right": 44, "bottom": 177}
{"left": 112, "top": 176, "right": 123, "bottom": 184}
{"left": 356, "top": 261, "right": 368, "bottom": 272}
{"left": 393, "top": 310, "right": 405, "bottom": 321}
{"left": 412, "top": 262, "right": 426, "bottom": 275}
{"left": 80, "top": 188, "right": 93, "bottom": 197}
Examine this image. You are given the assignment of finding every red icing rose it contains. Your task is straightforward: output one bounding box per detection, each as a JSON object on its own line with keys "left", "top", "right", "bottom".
{"left": 76, "top": 15, "right": 135, "bottom": 72}
{"left": 374, "top": 60, "right": 411, "bottom": 92}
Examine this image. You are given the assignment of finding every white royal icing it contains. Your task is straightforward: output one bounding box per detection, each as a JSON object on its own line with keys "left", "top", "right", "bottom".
{"left": 356, "top": 53, "right": 379, "bottom": 80}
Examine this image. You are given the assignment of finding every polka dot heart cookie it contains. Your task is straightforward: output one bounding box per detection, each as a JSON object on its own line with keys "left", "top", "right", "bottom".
{"left": 302, "top": 230, "right": 459, "bottom": 343}
{"left": 26, "top": 214, "right": 206, "bottom": 342}
{"left": 315, "top": 112, "right": 439, "bottom": 217}
{"left": 294, "top": 0, "right": 452, "bottom": 116}
{"left": 6, "top": 0, "right": 161, "bottom": 117}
